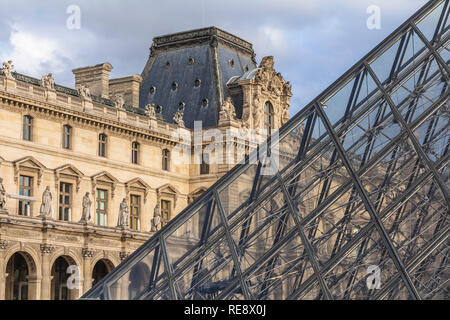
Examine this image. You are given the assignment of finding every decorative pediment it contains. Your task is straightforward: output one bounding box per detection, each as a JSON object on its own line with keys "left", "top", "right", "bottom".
{"left": 188, "top": 186, "right": 208, "bottom": 203}
{"left": 254, "top": 56, "right": 292, "bottom": 98}
{"left": 91, "top": 171, "right": 119, "bottom": 198}
{"left": 13, "top": 156, "right": 46, "bottom": 185}
{"left": 156, "top": 184, "right": 179, "bottom": 208}
{"left": 54, "top": 164, "right": 84, "bottom": 192}
{"left": 125, "top": 178, "right": 151, "bottom": 203}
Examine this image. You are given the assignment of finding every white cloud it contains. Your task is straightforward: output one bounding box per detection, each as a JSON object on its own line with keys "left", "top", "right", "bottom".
{"left": 0, "top": 24, "right": 72, "bottom": 77}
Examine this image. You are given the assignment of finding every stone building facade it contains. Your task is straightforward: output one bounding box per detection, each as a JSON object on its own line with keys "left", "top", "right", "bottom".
{"left": 0, "top": 27, "right": 292, "bottom": 300}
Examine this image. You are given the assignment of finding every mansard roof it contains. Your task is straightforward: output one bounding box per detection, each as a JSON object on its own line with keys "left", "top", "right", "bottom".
{"left": 139, "top": 27, "right": 258, "bottom": 129}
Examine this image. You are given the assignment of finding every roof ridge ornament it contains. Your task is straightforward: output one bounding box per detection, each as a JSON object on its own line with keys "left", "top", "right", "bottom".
{"left": 1, "top": 60, "right": 14, "bottom": 80}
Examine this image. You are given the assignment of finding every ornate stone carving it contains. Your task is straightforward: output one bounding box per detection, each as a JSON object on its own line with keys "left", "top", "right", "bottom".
{"left": 40, "top": 243, "right": 55, "bottom": 254}
{"left": 117, "top": 198, "right": 129, "bottom": 228}
{"left": 119, "top": 252, "right": 129, "bottom": 261}
{"left": 281, "top": 103, "right": 290, "bottom": 126}
{"left": 1, "top": 60, "right": 14, "bottom": 79}
{"left": 253, "top": 100, "right": 264, "bottom": 129}
{"left": 113, "top": 94, "right": 125, "bottom": 110}
{"left": 173, "top": 112, "right": 185, "bottom": 128}
{"left": 82, "top": 248, "right": 95, "bottom": 258}
{"left": 0, "top": 177, "right": 7, "bottom": 211}
{"left": 39, "top": 186, "right": 53, "bottom": 219}
{"left": 78, "top": 85, "right": 92, "bottom": 101}
{"left": 219, "top": 97, "right": 236, "bottom": 121}
{"left": 80, "top": 192, "right": 92, "bottom": 223}
{"left": 0, "top": 240, "right": 8, "bottom": 250}
{"left": 41, "top": 73, "right": 55, "bottom": 90}
{"left": 151, "top": 204, "right": 161, "bottom": 232}
{"left": 255, "top": 56, "right": 292, "bottom": 97}
{"left": 145, "top": 104, "right": 157, "bottom": 119}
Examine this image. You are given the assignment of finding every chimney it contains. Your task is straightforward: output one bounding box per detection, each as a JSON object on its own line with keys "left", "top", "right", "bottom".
{"left": 72, "top": 62, "right": 113, "bottom": 98}
{"left": 109, "top": 75, "right": 143, "bottom": 108}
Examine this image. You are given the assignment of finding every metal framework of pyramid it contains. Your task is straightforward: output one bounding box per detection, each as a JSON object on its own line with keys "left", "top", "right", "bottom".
{"left": 82, "top": 0, "right": 449, "bottom": 300}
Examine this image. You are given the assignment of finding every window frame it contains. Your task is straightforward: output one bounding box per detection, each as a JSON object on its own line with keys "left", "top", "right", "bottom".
{"left": 95, "top": 188, "right": 108, "bottom": 226}
{"left": 264, "top": 101, "right": 274, "bottom": 136}
{"left": 132, "top": 142, "right": 140, "bottom": 165}
{"left": 58, "top": 182, "right": 72, "bottom": 221}
{"left": 160, "top": 199, "right": 171, "bottom": 227}
{"left": 162, "top": 149, "right": 170, "bottom": 171}
{"left": 22, "top": 115, "right": 33, "bottom": 141}
{"left": 98, "top": 134, "right": 107, "bottom": 157}
{"left": 62, "top": 125, "right": 72, "bottom": 150}
{"left": 18, "top": 175, "right": 33, "bottom": 216}
{"left": 200, "top": 152, "right": 210, "bottom": 175}
{"left": 129, "top": 194, "right": 141, "bottom": 231}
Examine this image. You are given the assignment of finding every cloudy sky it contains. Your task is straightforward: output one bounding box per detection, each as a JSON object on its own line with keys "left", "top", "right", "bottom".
{"left": 0, "top": 0, "right": 427, "bottom": 114}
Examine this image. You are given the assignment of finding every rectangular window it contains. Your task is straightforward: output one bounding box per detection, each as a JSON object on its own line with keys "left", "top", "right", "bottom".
{"left": 132, "top": 142, "right": 139, "bottom": 164}
{"left": 98, "top": 134, "right": 107, "bottom": 157}
{"left": 62, "top": 125, "right": 72, "bottom": 149}
{"left": 95, "top": 189, "right": 108, "bottom": 226}
{"left": 22, "top": 116, "right": 32, "bottom": 141}
{"left": 18, "top": 175, "right": 33, "bottom": 216}
{"left": 162, "top": 149, "right": 170, "bottom": 171}
{"left": 58, "top": 182, "right": 72, "bottom": 221}
{"left": 161, "top": 199, "right": 171, "bottom": 227}
{"left": 200, "top": 153, "right": 210, "bottom": 175}
{"left": 130, "top": 195, "right": 140, "bottom": 231}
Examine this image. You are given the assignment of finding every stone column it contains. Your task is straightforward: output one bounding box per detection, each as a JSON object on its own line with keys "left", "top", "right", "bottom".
{"left": 81, "top": 248, "right": 95, "bottom": 295}
{"left": 40, "top": 244, "right": 54, "bottom": 300}
{"left": 27, "top": 274, "right": 42, "bottom": 300}
{"left": 0, "top": 240, "right": 7, "bottom": 300}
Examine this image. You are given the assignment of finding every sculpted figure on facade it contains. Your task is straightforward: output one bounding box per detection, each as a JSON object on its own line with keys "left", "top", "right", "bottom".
{"left": 173, "top": 112, "right": 185, "bottom": 128}
{"left": 0, "top": 177, "right": 7, "bottom": 211}
{"left": 219, "top": 97, "right": 236, "bottom": 121}
{"left": 80, "top": 192, "right": 92, "bottom": 223}
{"left": 39, "top": 186, "right": 53, "bottom": 218}
{"left": 151, "top": 204, "right": 162, "bottom": 232}
{"left": 145, "top": 104, "right": 157, "bottom": 119}
{"left": 78, "top": 85, "right": 92, "bottom": 101}
{"left": 253, "top": 102, "right": 264, "bottom": 129}
{"left": 281, "top": 103, "right": 290, "bottom": 126}
{"left": 41, "top": 73, "right": 55, "bottom": 90}
{"left": 1, "top": 60, "right": 14, "bottom": 79}
{"left": 113, "top": 94, "right": 125, "bottom": 110}
{"left": 117, "top": 198, "right": 129, "bottom": 228}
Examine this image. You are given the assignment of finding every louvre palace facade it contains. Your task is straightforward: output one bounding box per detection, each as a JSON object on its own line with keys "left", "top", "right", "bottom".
{"left": 0, "top": 27, "right": 293, "bottom": 300}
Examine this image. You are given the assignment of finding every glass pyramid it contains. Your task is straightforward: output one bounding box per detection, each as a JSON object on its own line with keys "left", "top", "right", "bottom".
{"left": 82, "top": 0, "right": 449, "bottom": 300}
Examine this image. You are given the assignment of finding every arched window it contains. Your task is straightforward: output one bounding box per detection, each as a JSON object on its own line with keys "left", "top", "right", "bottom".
{"left": 162, "top": 149, "right": 170, "bottom": 171}
{"left": 62, "top": 125, "right": 72, "bottom": 149}
{"left": 264, "top": 101, "right": 274, "bottom": 136}
{"left": 132, "top": 142, "right": 140, "bottom": 164}
{"left": 22, "top": 115, "right": 33, "bottom": 141}
{"left": 98, "top": 134, "right": 107, "bottom": 157}
{"left": 92, "top": 260, "right": 112, "bottom": 287}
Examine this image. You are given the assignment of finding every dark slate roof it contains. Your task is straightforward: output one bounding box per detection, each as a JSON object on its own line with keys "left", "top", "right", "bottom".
{"left": 139, "top": 27, "right": 258, "bottom": 129}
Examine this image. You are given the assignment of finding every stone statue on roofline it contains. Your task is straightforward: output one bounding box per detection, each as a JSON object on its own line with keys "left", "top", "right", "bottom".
{"left": 78, "top": 85, "right": 92, "bottom": 101}
{"left": 173, "top": 111, "right": 185, "bottom": 128}
{"left": 113, "top": 94, "right": 125, "bottom": 110}
{"left": 145, "top": 104, "right": 157, "bottom": 119}
{"left": 41, "top": 73, "right": 55, "bottom": 90}
{"left": 219, "top": 97, "right": 236, "bottom": 121}
{"left": 1, "top": 60, "right": 14, "bottom": 79}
